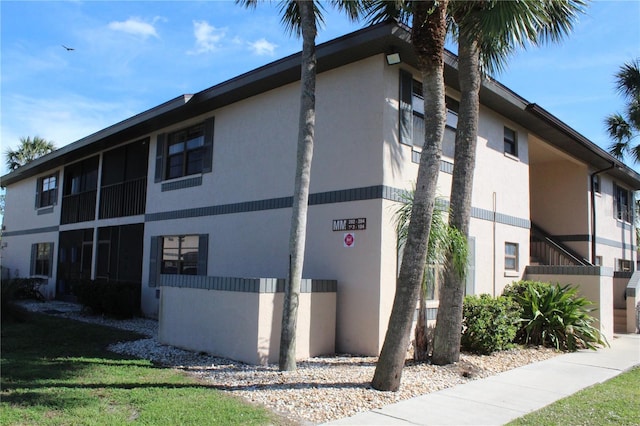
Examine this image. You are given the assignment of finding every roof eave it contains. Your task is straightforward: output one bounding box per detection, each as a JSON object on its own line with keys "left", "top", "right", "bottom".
{"left": 1, "top": 94, "right": 193, "bottom": 186}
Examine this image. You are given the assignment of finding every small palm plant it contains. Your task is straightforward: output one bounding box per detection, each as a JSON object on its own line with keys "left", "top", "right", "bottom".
{"left": 503, "top": 280, "right": 607, "bottom": 351}
{"left": 394, "top": 190, "right": 468, "bottom": 361}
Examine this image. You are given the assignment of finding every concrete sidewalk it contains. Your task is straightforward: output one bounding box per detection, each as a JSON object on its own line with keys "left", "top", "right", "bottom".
{"left": 325, "top": 334, "right": 639, "bottom": 425}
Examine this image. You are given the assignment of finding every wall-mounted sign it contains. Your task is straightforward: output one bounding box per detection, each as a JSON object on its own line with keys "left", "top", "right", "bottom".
{"left": 333, "top": 218, "right": 366, "bottom": 232}
{"left": 344, "top": 233, "right": 355, "bottom": 248}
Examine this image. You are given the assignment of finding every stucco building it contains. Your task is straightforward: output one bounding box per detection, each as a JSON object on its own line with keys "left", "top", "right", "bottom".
{"left": 2, "top": 22, "right": 638, "bottom": 364}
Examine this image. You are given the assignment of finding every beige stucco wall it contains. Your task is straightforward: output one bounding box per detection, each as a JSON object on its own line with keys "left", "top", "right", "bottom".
{"left": 144, "top": 56, "right": 388, "bottom": 356}
{"left": 525, "top": 272, "right": 614, "bottom": 342}
{"left": 530, "top": 157, "right": 589, "bottom": 237}
{"left": 592, "top": 173, "right": 637, "bottom": 269}
{"left": 2, "top": 172, "right": 62, "bottom": 297}
{"left": 529, "top": 137, "right": 636, "bottom": 269}
{"left": 158, "top": 285, "right": 335, "bottom": 365}
{"left": 380, "top": 65, "right": 531, "bottom": 300}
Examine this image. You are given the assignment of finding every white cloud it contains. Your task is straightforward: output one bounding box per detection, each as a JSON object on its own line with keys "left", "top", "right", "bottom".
{"left": 188, "top": 21, "right": 226, "bottom": 55}
{"left": 248, "top": 38, "right": 277, "bottom": 56}
{"left": 108, "top": 17, "right": 160, "bottom": 39}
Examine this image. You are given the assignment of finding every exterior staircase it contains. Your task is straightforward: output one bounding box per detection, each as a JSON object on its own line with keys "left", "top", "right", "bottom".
{"left": 614, "top": 308, "right": 627, "bottom": 333}
{"left": 529, "top": 223, "right": 593, "bottom": 267}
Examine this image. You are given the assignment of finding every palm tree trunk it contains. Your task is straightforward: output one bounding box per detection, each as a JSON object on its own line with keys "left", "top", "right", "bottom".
{"left": 432, "top": 33, "right": 481, "bottom": 366}
{"left": 414, "top": 278, "right": 429, "bottom": 361}
{"left": 279, "top": 0, "right": 317, "bottom": 372}
{"left": 372, "top": 0, "right": 448, "bottom": 392}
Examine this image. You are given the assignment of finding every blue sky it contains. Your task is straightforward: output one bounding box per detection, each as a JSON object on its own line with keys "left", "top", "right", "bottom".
{"left": 1, "top": 0, "right": 640, "bottom": 179}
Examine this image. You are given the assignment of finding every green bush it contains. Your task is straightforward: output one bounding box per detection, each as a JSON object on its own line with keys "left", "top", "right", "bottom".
{"left": 503, "top": 280, "right": 607, "bottom": 351}
{"left": 72, "top": 279, "right": 140, "bottom": 319}
{"left": 461, "top": 294, "right": 521, "bottom": 355}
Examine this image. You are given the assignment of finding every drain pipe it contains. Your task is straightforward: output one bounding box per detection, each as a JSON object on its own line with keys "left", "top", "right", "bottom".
{"left": 492, "top": 192, "right": 497, "bottom": 297}
{"left": 590, "top": 161, "right": 615, "bottom": 263}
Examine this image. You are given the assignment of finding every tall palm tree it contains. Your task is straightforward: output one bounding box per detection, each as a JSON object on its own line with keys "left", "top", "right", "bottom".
{"left": 5, "top": 136, "right": 56, "bottom": 171}
{"left": 606, "top": 58, "right": 640, "bottom": 163}
{"left": 236, "top": 0, "right": 361, "bottom": 372}
{"left": 431, "top": 0, "right": 587, "bottom": 366}
{"left": 365, "top": 0, "right": 450, "bottom": 392}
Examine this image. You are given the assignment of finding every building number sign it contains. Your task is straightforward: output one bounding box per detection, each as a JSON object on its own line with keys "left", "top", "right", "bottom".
{"left": 332, "top": 218, "right": 366, "bottom": 232}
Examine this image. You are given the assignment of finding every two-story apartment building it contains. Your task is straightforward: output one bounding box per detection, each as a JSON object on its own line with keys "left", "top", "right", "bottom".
{"left": 2, "top": 22, "right": 638, "bottom": 363}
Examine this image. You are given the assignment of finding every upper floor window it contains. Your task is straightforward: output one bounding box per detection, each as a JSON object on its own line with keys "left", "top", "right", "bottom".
{"left": 399, "top": 71, "right": 457, "bottom": 157}
{"left": 593, "top": 175, "right": 601, "bottom": 194}
{"left": 155, "top": 118, "right": 215, "bottom": 183}
{"left": 35, "top": 172, "right": 59, "bottom": 208}
{"left": 167, "top": 125, "right": 205, "bottom": 179}
{"left": 504, "top": 126, "right": 518, "bottom": 157}
{"left": 614, "top": 183, "right": 632, "bottom": 222}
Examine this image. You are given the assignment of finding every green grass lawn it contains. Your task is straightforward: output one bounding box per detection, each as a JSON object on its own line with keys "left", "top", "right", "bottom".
{"left": 508, "top": 367, "right": 640, "bottom": 426}
{"left": 1, "top": 312, "right": 291, "bottom": 425}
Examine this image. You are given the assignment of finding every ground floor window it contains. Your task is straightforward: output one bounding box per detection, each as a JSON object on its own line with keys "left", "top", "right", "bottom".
{"left": 161, "top": 235, "right": 200, "bottom": 275}
{"left": 31, "top": 242, "right": 53, "bottom": 277}
{"left": 505, "top": 242, "right": 519, "bottom": 271}
{"left": 616, "top": 258, "right": 633, "bottom": 272}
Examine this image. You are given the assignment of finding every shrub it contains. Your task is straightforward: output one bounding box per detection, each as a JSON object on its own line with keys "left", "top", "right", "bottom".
{"left": 1, "top": 279, "right": 33, "bottom": 322}
{"left": 461, "top": 294, "right": 521, "bottom": 355}
{"left": 72, "top": 279, "right": 140, "bottom": 319}
{"left": 503, "top": 280, "right": 607, "bottom": 351}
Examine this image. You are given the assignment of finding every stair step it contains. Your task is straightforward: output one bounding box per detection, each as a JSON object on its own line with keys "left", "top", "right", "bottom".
{"left": 614, "top": 308, "right": 627, "bottom": 333}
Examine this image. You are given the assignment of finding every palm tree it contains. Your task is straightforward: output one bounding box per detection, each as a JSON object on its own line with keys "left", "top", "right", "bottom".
{"left": 365, "top": 0, "right": 450, "bottom": 392}
{"left": 606, "top": 58, "right": 640, "bottom": 163}
{"left": 236, "top": 0, "right": 362, "bottom": 372}
{"left": 431, "top": 0, "right": 587, "bottom": 366}
{"left": 5, "top": 136, "right": 56, "bottom": 171}
{"left": 393, "top": 191, "right": 468, "bottom": 361}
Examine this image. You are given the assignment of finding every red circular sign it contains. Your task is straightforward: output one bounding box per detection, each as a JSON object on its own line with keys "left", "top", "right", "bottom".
{"left": 344, "top": 233, "right": 354, "bottom": 247}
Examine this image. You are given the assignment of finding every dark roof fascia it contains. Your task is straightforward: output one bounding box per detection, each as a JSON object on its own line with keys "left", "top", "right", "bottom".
{"left": 185, "top": 21, "right": 407, "bottom": 116}
{"left": 1, "top": 21, "right": 401, "bottom": 187}
{"left": 461, "top": 65, "right": 640, "bottom": 189}
{"left": 1, "top": 95, "right": 193, "bottom": 186}
{"left": 525, "top": 103, "right": 640, "bottom": 188}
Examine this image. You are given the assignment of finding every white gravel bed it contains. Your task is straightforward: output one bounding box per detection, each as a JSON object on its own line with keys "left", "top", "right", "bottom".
{"left": 19, "top": 300, "right": 559, "bottom": 425}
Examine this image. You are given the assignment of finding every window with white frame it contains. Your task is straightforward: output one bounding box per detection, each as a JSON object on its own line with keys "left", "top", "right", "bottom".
{"left": 155, "top": 117, "right": 214, "bottom": 183}
{"left": 504, "top": 126, "right": 518, "bottom": 157}
{"left": 617, "top": 259, "right": 632, "bottom": 272}
{"left": 166, "top": 124, "right": 205, "bottom": 179}
{"left": 593, "top": 175, "right": 601, "bottom": 194}
{"left": 399, "top": 71, "right": 457, "bottom": 161}
{"left": 505, "top": 242, "right": 519, "bottom": 271}
{"left": 614, "top": 183, "right": 632, "bottom": 222}
{"left": 36, "top": 172, "right": 59, "bottom": 208}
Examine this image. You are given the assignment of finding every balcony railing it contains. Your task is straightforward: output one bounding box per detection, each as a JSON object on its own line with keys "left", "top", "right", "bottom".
{"left": 60, "top": 190, "right": 97, "bottom": 224}
{"left": 99, "top": 177, "right": 147, "bottom": 219}
{"left": 530, "top": 223, "right": 592, "bottom": 266}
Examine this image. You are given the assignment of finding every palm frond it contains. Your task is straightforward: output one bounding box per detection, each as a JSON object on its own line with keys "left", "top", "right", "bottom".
{"left": 363, "top": 0, "right": 412, "bottom": 26}
{"left": 452, "top": 0, "right": 586, "bottom": 76}
{"left": 615, "top": 58, "right": 640, "bottom": 100}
